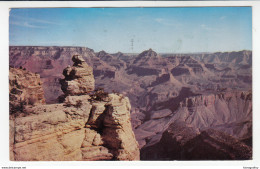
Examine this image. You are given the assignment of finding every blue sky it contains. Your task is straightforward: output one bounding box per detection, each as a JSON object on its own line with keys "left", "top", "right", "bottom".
{"left": 9, "top": 7, "right": 252, "bottom": 53}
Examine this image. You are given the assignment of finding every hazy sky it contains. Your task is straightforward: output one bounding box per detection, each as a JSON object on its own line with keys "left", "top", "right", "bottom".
{"left": 9, "top": 7, "right": 252, "bottom": 53}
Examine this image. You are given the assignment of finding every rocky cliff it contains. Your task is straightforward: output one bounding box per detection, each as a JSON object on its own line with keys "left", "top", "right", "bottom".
{"left": 9, "top": 46, "right": 252, "bottom": 160}
{"left": 139, "top": 91, "right": 252, "bottom": 160}
{"left": 9, "top": 46, "right": 98, "bottom": 103}
{"left": 9, "top": 55, "right": 139, "bottom": 161}
{"left": 141, "top": 123, "right": 252, "bottom": 160}
{"left": 9, "top": 67, "right": 45, "bottom": 116}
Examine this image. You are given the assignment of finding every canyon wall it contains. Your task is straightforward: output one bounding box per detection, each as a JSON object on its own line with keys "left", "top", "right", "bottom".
{"left": 9, "top": 55, "right": 139, "bottom": 161}
{"left": 138, "top": 91, "right": 252, "bottom": 160}
{"left": 9, "top": 46, "right": 252, "bottom": 160}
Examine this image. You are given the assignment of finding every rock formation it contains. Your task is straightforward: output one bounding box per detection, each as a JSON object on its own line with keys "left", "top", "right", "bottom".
{"left": 60, "top": 55, "right": 95, "bottom": 96}
{"left": 9, "top": 46, "right": 252, "bottom": 160}
{"left": 139, "top": 91, "right": 252, "bottom": 160}
{"left": 141, "top": 124, "right": 252, "bottom": 160}
{"left": 9, "top": 55, "right": 139, "bottom": 161}
{"left": 9, "top": 67, "right": 45, "bottom": 116}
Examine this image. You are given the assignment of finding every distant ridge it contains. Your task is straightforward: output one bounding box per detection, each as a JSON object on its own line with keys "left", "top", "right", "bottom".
{"left": 9, "top": 46, "right": 252, "bottom": 55}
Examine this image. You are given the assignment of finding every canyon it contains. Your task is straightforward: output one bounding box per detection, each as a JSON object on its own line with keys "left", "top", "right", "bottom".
{"left": 9, "top": 46, "right": 252, "bottom": 160}
{"left": 9, "top": 55, "right": 139, "bottom": 161}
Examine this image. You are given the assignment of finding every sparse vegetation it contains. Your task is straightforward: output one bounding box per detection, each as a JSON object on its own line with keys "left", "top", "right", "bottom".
{"left": 89, "top": 87, "right": 109, "bottom": 101}
{"left": 75, "top": 100, "right": 83, "bottom": 108}
{"left": 112, "top": 90, "right": 120, "bottom": 95}
{"left": 10, "top": 98, "right": 27, "bottom": 116}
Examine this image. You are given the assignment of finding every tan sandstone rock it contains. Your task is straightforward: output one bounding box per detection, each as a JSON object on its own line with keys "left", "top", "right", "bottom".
{"left": 60, "top": 55, "right": 95, "bottom": 96}
{"left": 9, "top": 68, "right": 45, "bottom": 116}
{"left": 102, "top": 94, "right": 140, "bottom": 160}
{"left": 10, "top": 55, "right": 140, "bottom": 161}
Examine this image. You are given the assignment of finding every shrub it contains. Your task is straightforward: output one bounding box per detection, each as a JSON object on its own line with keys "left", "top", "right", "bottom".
{"left": 10, "top": 99, "right": 27, "bottom": 115}
{"left": 90, "top": 87, "right": 109, "bottom": 101}
{"left": 75, "top": 100, "right": 83, "bottom": 108}
{"left": 112, "top": 90, "right": 120, "bottom": 95}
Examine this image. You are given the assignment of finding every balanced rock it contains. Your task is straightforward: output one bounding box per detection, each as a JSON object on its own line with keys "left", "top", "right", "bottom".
{"left": 60, "top": 55, "right": 95, "bottom": 96}
{"left": 10, "top": 58, "right": 140, "bottom": 161}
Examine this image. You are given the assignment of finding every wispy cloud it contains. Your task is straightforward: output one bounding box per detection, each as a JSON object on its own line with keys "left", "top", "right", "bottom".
{"left": 220, "top": 16, "right": 226, "bottom": 20}
{"left": 200, "top": 24, "right": 214, "bottom": 31}
{"left": 155, "top": 18, "right": 164, "bottom": 23}
{"left": 10, "top": 21, "right": 47, "bottom": 29}
{"left": 154, "top": 18, "right": 181, "bottom": 27}
{"left": 10, "top": 15, "right": 62, "bottom": 26}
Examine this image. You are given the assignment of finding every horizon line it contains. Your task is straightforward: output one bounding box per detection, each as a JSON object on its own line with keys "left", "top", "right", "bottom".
{"left": 9, "top": 45, "right": 252, "bottom": 54}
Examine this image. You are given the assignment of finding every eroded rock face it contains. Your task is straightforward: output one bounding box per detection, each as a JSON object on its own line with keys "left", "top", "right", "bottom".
{"left": 9, "top": 68, "right": 45, "bottom": 115}
{"left": 10, "top": 94, "right": 139, "bottom": 161}
{"left": 60, "top": 55, "right": 95, "bottom": 96}
{"left": 9, "top": 46, "right": 97, "bottom": 103}
{"left": 141, "top": 123, "right": 252, "bottom": 160}
{"left": 10, "top": 56, "right": 139, "bottom": 161}
{"left": 10, "top": 47, "right": 252, "bottom": 160}
{"left": 102, "top": 94, "right": 140, "bottom": 160}
{"left": 139, "top": 91, "right": 252, "bottom": 160}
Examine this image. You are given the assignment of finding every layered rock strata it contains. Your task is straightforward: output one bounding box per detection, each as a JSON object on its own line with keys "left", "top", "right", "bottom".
{"left": 139, "top": 91, "right": 252, "bottom": 160}
{"left": 9, "top": 46, "right": 252, "bottom": 160}
{"left": 141, "top": 123, "right": 252, "bottom": 160}
{"left": 10, "top": 55, "right": 139, "bottom": 161}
